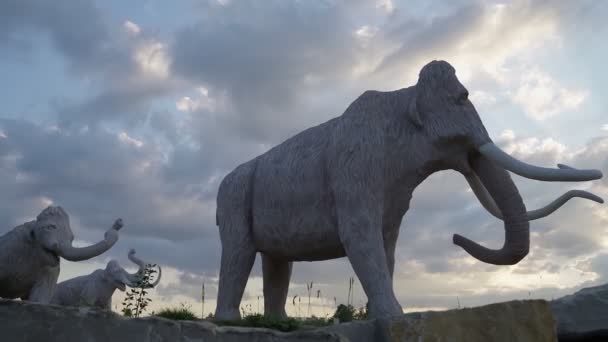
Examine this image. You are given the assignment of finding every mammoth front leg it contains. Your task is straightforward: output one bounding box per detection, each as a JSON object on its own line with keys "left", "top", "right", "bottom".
{"left": 337, "top": 205, "right": 402, "bottom": 318}
{"left": 262, "top": 254, "right": 292, "bottom": 319}
{"left": 28, "top": 267, "right": 59, "bottom": 303}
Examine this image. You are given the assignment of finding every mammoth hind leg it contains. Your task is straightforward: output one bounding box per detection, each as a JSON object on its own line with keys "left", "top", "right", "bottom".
{"left": 262, "top": 254, "right": 292, "bottom": 319}
{"left": 215, "top": 218, "right": 257, "bottom": 321}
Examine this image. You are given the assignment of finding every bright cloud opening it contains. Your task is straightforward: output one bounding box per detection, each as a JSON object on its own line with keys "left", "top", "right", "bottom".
{"left": 118, "top": 132, "right": 144, "bottom": 148}
{"left": 512, "top": 69, "right": 588, "bottom": 121}
{"left": 123, "top": 20, "right": 141, "bottom": 36}
{"left": 134, "top": 41, "right": 170, "bottom": 79}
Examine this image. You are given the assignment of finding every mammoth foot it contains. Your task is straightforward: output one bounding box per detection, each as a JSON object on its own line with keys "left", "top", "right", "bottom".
{"left": 367, "top": 299, "right": 403, "bottom": 319}
{"left": 215, "top": 308, "right": 241, "bottom": 321}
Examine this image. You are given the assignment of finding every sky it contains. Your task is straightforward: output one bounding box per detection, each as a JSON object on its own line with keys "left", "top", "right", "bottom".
{"left": 1, "top": 0, "right": 607, "bottom": 317}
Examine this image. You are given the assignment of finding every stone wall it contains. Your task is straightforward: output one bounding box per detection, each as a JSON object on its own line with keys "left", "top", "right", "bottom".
{"left": 0, "top": 300, "right": 343, "bottom": 342}
{"left": 323, "top": 300, "right": 557, "bottom": 342}
{"left": 0, "top": 299, "right": 557, "bottom": 342}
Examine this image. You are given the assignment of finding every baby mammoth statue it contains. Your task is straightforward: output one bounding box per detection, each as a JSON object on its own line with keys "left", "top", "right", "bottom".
{"left": 0, "top": 206, "right": 122, "bottom": 303}
{"left": 52, "top": 249, "right": 161, "bottom": 309}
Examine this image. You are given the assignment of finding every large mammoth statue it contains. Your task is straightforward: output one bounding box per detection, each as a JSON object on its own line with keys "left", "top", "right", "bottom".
{"left": 51, "top": 249, "right": 161, "bottom": 309}
{"left": 214, "top": 60, "right": 604, "bottom": 320}
{"left": 0, "top": 206, "right": 122, "bottom": 303}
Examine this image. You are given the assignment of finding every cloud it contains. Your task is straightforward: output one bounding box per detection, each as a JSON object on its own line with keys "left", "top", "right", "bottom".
{"left": 133, "top": 40, "right": 171, "bottom": 79}
{"left": 123, "top": 20, "right": 141, "bottom": 36}
{"left": 0, "top": 118, "right": 220, "bottom": 275}
{"left": 0, "top": 0, "right": 187, "bottom": 128}
{"left": 175, "top": 87, "right": 218, "bottom": 113}
{"left": 511, "top": 69, "right": 588, "bottom": 120}
{"left": 1, "top": 0, "right": 607, "bottom": 316}
{"left": 0, "top": 0, "right": 133, "bottom": 77}
{"left": 376, "top": 0, "right": 395, "bottom": 13}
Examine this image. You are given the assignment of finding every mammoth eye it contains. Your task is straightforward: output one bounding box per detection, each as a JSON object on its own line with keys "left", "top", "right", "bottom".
{"left": 45, "top": 225, "right": 57, "bottom": 230}
{"left": 458, "top": 90, "right": 469, "bottom": 104}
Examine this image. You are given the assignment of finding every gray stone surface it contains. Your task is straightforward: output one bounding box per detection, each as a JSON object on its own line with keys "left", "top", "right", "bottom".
{"left": 551, "top": 283, "right": 608, "bottom": 336}
{"left": 0, "top": 206, "right": 122, "bottom": 303}
{"left": 51, "top": 249, "right": 161, "bottom": 310}
{"left": 0, "top": 298, "right": 557, "bottom": 342}
{"left": 214, "top": 60, "right": 603, "bottom": 320}
{"left": 321, "top": 300, "right": 557, "bottom": 342}
{"left": 0, "top": 299, "right": 345, "bottom": 342}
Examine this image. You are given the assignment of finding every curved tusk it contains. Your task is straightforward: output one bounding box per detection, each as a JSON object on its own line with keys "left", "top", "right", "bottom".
{"left": 465, "top": 172, "right": 501, "bottom": 219}
{"left": 557, "top": 164, "right": 574, "bottom": 170}
{"left": 478, "top": 143, "right": 603, "bottom": 182}
{"left": 525, "top": 190, "right": 604, "bottom": 219}
{"left": 465, "top": 173, "right": 604, "bottom": 220}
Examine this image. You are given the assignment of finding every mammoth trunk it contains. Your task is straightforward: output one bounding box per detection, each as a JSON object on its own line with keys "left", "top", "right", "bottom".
{"left": 55, "top": 239, "right": 116, "bottom": 262}
{"left": 125, "top": 252, "right": 161, "bottom": 288}
{"left": 453, "top": 153, "right": 529, "bottom": 265}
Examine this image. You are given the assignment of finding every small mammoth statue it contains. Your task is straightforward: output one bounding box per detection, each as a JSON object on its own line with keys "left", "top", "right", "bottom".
{"left": 51, "top": 249, "right": 161, "bottom": 309}
{"left": 0, "top": 206, "right": 122, "bottom": 303}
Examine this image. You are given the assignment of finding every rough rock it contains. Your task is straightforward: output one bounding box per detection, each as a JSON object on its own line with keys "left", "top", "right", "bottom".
{"left": 0, "top": 299, "right": 344, "bottom": 342}
{"left": 0, "top": 298, "right": 558, "bottom": 341}
{"left": 550, "top": 283, "right": 608, "bottom": 340}
{"left": 322, "top": 300, "right": 557, "bottom": 342}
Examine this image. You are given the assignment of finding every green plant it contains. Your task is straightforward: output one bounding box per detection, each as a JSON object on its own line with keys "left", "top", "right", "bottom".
{"left": 214, "top": 314, "right": 301, "bottom": 332}
{"left": 347, "top": 276, "right": 355, "bottom": 306}
{"left": 155, "top": 303, "right": 198, "bottom": 321}
{"left": 353, "top": 303, "right": 368, "bottom": 320}
{"left": 306, "top": 281, "right": 313, "bottom": 317}
{"left": 333, "top": 304, "right": 355, "bottom": 323}
{"left": 201, "top": 282, "right": 205, "bottom": 318}
{"left": 240, "top": 303, "right": 253, "bottom": 317}
{"left": 121, "top": 263, "right": 159, "bottom": 317}
{"left": 301, "top": 315, "right": 332, "bottom": 327}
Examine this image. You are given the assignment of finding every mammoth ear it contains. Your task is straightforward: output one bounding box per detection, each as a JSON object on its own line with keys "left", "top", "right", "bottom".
{"left": 407, "top": 94, "right": 423, "bottom": 128}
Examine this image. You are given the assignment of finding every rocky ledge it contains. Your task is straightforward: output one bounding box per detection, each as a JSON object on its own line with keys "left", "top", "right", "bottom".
{"left": 0, "top": 300, "right": 342, "bottom": 342}
{"left": 0, "top": 299, "right": 557, "bottom": 342}
{"left": 322, "top": 300, "right": 557, "bottom": 342}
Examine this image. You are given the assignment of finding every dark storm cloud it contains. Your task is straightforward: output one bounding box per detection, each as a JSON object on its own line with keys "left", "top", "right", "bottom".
{"left": 57, "top": 79, "right": 179, "bottom": 127}
{"left": 0, "top": 0, "right": 188, "bottom": 127}
{"left": 170, "top": 0, "right": 370, "bottom": 143}
{"left": 377, "top": 2, "right": 486, "bottom": 74}
{"left": 0, "top": 0, "right": 132, "bottom": 76}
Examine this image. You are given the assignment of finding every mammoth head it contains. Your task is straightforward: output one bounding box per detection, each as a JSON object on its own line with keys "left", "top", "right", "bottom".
{"left": 32, "top": 206, "right": 123, "bottom": 263}
{"left": 405, "top": 61, "right": 603, "bottom": 265}
{"left": 104, "top": 249, "right": 161, "bottom": 292}
{"left": 407, "top": 61, "right": 488, "bottom": 146}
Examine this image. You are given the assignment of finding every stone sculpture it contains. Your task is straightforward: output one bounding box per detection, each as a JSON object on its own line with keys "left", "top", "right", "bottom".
{"left": 0, "top": 206, "right": 122, "bottom": 303}
{"left": 214, "top": 60, "right": 604, "bottom": 320}
{"left": 51, "top": 249, "right": 161, "bottom": 309}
